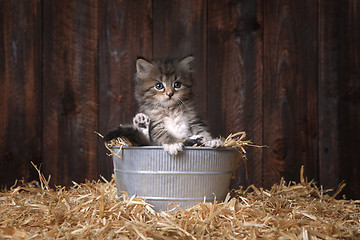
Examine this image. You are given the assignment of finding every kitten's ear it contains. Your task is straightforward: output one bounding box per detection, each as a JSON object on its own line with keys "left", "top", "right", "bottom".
{"left": 136, "top": 58, "right": 153, "bottom": 77}
{"left": 179, "top": 56, "right": 194, "bottom": 72}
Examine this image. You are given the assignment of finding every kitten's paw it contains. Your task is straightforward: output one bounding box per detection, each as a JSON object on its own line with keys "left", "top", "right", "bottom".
{"left": 133, "top": 113, "right": 150, "bottom": 130}
{"left": 189, "top": 135, "right": 205, "bottom": 141}
{"left": 204, "top": 139, "right": 224, "bottom": 148}
{"left": 183, "top": 135, "right": 205, "bottom": 146}
{"left": 163, "top": 143, "right": 183, "bottom": 155}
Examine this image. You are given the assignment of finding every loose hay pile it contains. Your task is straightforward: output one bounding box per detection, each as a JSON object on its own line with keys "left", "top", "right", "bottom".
{"left": 1, "top": 167, "right": 359, "bottom": 239}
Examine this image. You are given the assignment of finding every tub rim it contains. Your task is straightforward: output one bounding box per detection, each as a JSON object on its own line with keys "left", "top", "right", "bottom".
{"left": 111, "top": 145, "right": 238, "bottom": 151}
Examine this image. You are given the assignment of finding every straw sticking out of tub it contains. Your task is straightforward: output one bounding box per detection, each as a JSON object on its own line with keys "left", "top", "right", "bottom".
{"left": 98, "top": 131, "right": 266, "bottom": 157}
{"left": 95, "top": 131, "right": 132, "bottom": 159}
{"left": 223, "top": 131, "right": 267, "bottom": 154}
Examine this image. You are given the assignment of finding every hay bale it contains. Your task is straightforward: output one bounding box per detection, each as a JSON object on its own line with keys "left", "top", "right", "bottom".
{"left": 0, "top": 166, "right": 359, "bottom": 239}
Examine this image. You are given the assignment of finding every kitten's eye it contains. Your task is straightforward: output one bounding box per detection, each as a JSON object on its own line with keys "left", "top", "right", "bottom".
{"left": 155, "top": 83, "right": 164, "bottom": 90}
{"left": 174, "top": 82, "right": 182, "bottom": 89}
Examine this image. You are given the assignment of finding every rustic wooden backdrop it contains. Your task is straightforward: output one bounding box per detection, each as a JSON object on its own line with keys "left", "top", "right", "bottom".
{"left": 1, "top": 0, "right": 359, "bottom": 199}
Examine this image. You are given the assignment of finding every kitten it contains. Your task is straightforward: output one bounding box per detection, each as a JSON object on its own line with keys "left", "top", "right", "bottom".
{"left": 104, "top": 56, "right": 222, "bottom": 155}
{"left": 104, "top": 113, "right": 151, "bottom": 146}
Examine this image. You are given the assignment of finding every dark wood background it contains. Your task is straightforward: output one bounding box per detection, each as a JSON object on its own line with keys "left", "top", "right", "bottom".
{"left": 1, "top": 0, "right": 359, "bottom": 199}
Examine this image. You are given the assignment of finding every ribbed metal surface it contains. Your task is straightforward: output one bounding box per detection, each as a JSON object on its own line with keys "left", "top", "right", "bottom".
{"left": 112, "top": 146, "right": 239, "bottom": 211}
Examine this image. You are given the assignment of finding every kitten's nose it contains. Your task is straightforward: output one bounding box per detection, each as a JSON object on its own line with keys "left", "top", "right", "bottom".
{"left": 166, "top": 91, "right": 174, "bottom": 98}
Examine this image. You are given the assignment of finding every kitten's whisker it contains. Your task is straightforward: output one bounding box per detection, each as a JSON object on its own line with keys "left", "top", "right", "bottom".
{"left": 177, "top": 98, "right": 190, "bottom": 110}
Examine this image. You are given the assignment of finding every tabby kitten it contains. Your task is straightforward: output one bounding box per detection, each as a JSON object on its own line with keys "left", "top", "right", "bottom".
{"left": 105, "top": 56, "right": 222, "bottom": 155}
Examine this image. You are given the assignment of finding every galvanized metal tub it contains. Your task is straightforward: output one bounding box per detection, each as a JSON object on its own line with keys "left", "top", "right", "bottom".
{"left": 111, "top": 146, "right": 239, "bottom": 211}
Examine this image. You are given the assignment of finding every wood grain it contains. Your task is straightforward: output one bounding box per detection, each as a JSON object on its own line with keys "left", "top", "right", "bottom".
{"left": 337, "top": 0, "right": 360, "bottom": 199}
{"left": 42, "top": 0, "right": 99, "bottom": 186}
{"left": 207, "top": 0, "right": 263, "bottom": 188}
{"left": 207, "top": 0, "right": 239, "bottom": 138}
{"left": 262, "top": 0, "right": 319, "bottom": 188}
{"left": 318, "top": 0, "right": 341, "bottom": 193}
{"left": 242, "top": 0, "right": 264, "bottom": 188}
{"left": 98, "top": 0, "right": 153, "bottom": 180}
{"left": 0, "top": 0, "right": 42, "bottom": 186}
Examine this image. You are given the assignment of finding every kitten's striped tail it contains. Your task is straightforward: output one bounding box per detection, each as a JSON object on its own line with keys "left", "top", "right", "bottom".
{"left": 104, "top": 126, "right": 151, "bottom": 146}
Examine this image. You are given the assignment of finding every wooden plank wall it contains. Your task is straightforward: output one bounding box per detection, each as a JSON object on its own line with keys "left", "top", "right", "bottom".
{"left": 42, "top": 0, "right": 99, "bottom": 185}
{"left": 336, "top": 0, "right": 360, "bottom": 198}
{"left": 262, "top": 0, "right": 319, "bottom": 188}
{"left": 0, "top": 0, "right": 42, "bottom": 186}
{"left": 0, "top": 0, "right": 359, "bottom": 199}
{"left": 98, "top": 0, "right": 153, "bottom": 178}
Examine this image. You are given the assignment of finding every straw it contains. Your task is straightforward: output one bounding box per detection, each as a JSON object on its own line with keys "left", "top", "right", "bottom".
{"left": 1, "top": 165, "right": 359, "bottom": 239}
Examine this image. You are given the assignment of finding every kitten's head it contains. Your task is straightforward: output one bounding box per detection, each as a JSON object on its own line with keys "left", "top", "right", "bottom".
{"left": 134, "top": 56, "right": 194, "bottom": 108}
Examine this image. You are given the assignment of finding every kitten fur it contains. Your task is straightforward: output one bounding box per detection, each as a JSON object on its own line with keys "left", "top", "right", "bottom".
{"left": 104, "top": 113, "right": 151, "bottom": 146}
{"left": 104, "top": 56, "right": 222, "bottom": 155}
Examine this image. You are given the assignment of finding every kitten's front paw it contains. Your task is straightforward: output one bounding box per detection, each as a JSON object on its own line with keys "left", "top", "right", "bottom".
{"left": 183, "top": 135, "right": 205, "bottom": 146}
{"left": 163, "top": 143, "right": 183, "bottom": 155}
{"left": 204, "top": 139, "right": 224, "bottom": 148}
{"left": 133, "top": 113, "right": 150, "bottom": 130}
